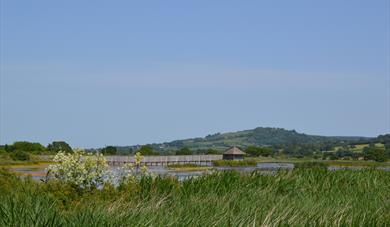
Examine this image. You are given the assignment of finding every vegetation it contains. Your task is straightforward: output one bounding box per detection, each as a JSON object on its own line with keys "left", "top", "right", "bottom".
{"left": 321, "top": 143, "right": 389, "bottom": 162}
{"left": 363, "top": 145, "right": 388, "bottom": 162}
{"left": 9, "top": 150, "right": 30, "bottom": 161}
{"left": 0, "top": 141, "right": 73, "bottom": 162}
{"left": 101, "top": 146, "right": 117, "bottom": 155}
{"left": 1, "top": 132, "right": 389, "bottom": 165}
{"left": 0, "top": 168, "right": 389, "bottom": 226}
{"left": 0, "top": 154, "right": 52, "bottom": 167}
{"left": 5, "top": 141, "right": 46, "bottom": 154}
{"left": 48, "top": 149, "right": 108, "bottom": 189}
{"left": 0, "top": 141, "right": 70, "bottom": 165}
{"left": 121, "top": 127, "right": 370, "bottom": 153}
{"left": 167, "top": 164, "right": 210, "bottom": 171}
{"left": 245, "top": 146, "right": 274, "bottom": 157}
{"left": 295, "top": 161, "right": 329, "bottom": 170}
{"left": 47, "top": 141, "right": 73, "bottom": 153}
{"left": 212, "top": 159, "right": 257, "bottom": 167}
{"left": 204, "top": 148, "right": 221, "bottom": 154}
{"left": 137, "top": 145, "right": 159, "bottom": 156}
{"left": 175, "top": 147, "right": 193, "bottom": 155}
{"left": 3, "top": 131, "right": 388, "bottom": 162}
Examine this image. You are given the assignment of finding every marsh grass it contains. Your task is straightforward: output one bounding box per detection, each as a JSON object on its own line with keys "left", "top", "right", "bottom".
{"left": 167, "top": 164, "right": 211, "bottom": 171}
{"left": 212, "top": 159, "right": 257, "bottom": 167}
{"left": 0, "top": 168, "right": 389, "bottom": 226}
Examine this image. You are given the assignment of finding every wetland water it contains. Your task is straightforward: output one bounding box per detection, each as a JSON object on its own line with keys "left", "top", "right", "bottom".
{"left": 9, "top": 162, "right": 390, "bottom": 181}
{"left": 8, "top": 163, "right": 294, "bottom": 181}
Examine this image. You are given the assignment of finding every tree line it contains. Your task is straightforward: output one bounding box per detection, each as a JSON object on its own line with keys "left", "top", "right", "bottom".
{"left": 2, "top": 134, "right": 389, "bottom": 162}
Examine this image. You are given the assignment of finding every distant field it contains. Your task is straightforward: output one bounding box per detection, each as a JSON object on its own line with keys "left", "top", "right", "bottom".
{"left": 250, "top": 156, "right": 390, "bottom": 167}
{"left": 332, "top": 143, "right": 384, "bottom": 152}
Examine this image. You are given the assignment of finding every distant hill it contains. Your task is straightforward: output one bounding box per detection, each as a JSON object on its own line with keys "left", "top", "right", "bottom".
{"left": 117, "top": 127, "right": 370, "bottom": 154}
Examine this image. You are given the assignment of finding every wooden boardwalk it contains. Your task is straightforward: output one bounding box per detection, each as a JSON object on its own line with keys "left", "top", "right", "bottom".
{"left": 106, "top": 155, "right": 223, "bottom": 166}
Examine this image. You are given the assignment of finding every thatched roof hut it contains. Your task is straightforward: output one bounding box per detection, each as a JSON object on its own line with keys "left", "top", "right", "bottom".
{"left": 223, "top": 146, "right": 246, "bottom": 160}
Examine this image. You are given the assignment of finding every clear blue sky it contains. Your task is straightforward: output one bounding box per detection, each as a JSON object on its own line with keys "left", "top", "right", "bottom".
{"left": 1, "top": 0, "right": 389, "bottom": 148}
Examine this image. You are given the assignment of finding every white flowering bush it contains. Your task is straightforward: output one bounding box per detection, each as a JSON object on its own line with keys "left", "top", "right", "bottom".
{"left": 48, "top": 149, "right": 108, "bottom": 189}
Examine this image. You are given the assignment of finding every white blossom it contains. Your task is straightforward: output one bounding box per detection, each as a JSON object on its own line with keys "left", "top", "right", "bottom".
{"left": 48, "top": 149, "right": 108, "bottom": 188}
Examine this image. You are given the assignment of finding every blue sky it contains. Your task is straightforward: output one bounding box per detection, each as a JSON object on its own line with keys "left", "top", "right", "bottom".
{"left": 1, "top": 0, "right": 389, "bottom": 148}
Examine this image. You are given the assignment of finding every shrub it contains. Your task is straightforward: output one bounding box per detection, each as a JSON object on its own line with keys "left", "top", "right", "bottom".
{"left": 48, "top": 149, "right": 108, "bottom": 189}
{"left": 10, "top": 150, "right": 30, "bottom": 161}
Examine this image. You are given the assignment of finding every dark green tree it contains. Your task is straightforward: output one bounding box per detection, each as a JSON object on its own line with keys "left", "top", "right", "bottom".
{"left": 9, "top": 141, "right": 46, "bottom": 154}
{"left": 138, "top": 145, "right": 159, "bottom": 156}
{"left": 4, "top": 144, "right": 10, "bottom": 152}
{"left": 47, "top": 141, "right": 73, "bottom": 153}
{"left": 245, "top": 146, "right": 274, "bottom": 157}
{"left": 101, "top": 146, "right": 117, "bottom": 155}
{"left": 363, "top": 146, "right": 387, "bottom": 162}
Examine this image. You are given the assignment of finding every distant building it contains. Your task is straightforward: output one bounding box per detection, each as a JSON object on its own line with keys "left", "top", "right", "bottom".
{"left": 223, "top": 146, "right": 246, "bottom": 160}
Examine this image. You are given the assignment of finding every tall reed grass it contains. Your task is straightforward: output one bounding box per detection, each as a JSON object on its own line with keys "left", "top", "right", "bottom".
{"left": 1, "top": 168, "right": 389, "bottom": 226}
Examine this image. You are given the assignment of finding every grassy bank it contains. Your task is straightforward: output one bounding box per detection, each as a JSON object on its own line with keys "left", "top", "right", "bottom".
{"left": 0, "top": 154, "right": 53, "bottom": 167}
{"left": 212, "top": 159, "right": 257, "bottom": 166}
{"left": 167, "top": 164, "right": 211, "bottom": 171}
{"left": 251, "top": 156, "right": 390, "bottom": 167}
{"left": 1, "top": 168, "right": 389, "bottom": 226}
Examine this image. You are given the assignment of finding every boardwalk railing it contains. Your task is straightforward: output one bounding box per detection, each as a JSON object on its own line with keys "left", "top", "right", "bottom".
{"left": 106, "top": 155, "right": 223, "bottom": 166}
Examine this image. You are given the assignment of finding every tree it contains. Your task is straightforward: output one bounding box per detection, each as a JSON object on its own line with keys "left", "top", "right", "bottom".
{"left": 47, "top": 141, "right": 73, "bottom": 153}
{"left": 10, "top": 141, "right": 46, "bottom": 154}
{"left": 137, "top": 145, "right": 159, "bottom": 156}
{"left": 245, "top": 146, "right": 274, "bottom": 157}
{"left": 101, "top": 146, "right": 117, "bottom": 155}
{"left": 363, "top": 146, "right": 387, "bottom": 162}
{"left": 175, "top": 147, "right": 192, "bottom": 155}
{"left": 4, "top": 144, "right": 10, "bottom": 152}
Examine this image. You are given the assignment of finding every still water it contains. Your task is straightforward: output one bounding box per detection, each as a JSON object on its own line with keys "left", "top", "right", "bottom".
{"left": 8, "top": 162, "right": 389, "bottom": 181}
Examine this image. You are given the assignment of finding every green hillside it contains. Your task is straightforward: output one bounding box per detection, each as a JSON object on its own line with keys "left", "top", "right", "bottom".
{"left": 119, "top": 127, "right": 370, "bottom": 153}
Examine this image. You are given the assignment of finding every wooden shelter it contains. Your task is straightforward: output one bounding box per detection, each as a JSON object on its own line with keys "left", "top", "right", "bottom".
{"left": 223, "top": 146, "right": 246, "bottom": 160}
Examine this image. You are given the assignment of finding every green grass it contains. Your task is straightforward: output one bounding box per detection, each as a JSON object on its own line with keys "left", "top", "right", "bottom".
{"left": 294, "top": 161, "right": 329, "bottom": 169}
{"left": 251, "top": 156, "right": 390, "bottom": 167}
{"left": 167, "top": 164, "right": 211, "bottom": 171}
{"left": 1, "top": 168, "right": 389, "bottom": 226}
{"left": 0, "top": 154, "right": 53, "bottom": 166}
{"left": 212, "top": 159, "right": 257, "bottom": 167}
{"left": 332, "top": 143, "right": 385, "bottom": 152}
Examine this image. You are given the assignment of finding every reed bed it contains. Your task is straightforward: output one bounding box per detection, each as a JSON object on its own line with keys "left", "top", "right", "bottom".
{"left": 0, "top": 168, "right": 389, "bottom": 226}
